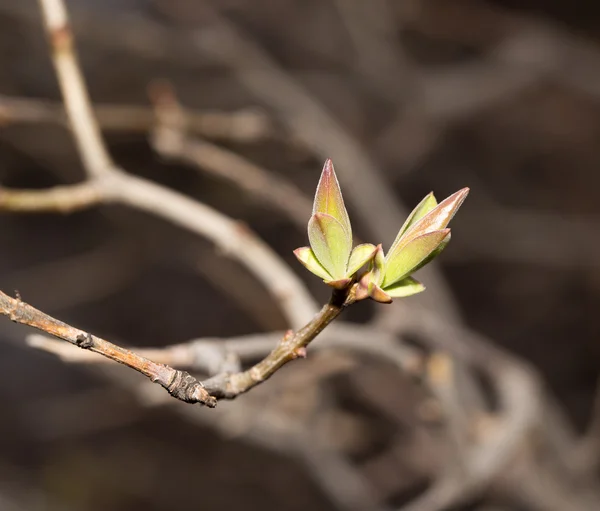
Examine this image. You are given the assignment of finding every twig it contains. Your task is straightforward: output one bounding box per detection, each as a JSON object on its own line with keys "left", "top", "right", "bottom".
{"left": 0, "top": 95, "right": 272, "bottom": 142}
{"left": 0, "top": 182, "right": 102, "bottom": 213}
{"left": 0, "top": 176, "right": 318, "bottom": 329}
{"left": 38, "top": 0, "right": 112, "bottom": 178}
{"left": 0, "top": 289, "right": 217, "bottom": 406}
{"left": 201, "top": 286, "right": 355, "bottom": 398}
{"left": 27, "top": 322, "right": 421, "bottom": 375}
{"left": 8, "top": 0, "right": 318, "bottom": 329}
{"left": 0, "top": 0, "right": 331, "bottom": 409}
{"left": 151, "top": 89, "right": 312, "bottom": 229}
{"left": 2, "top": 284, "right": 356, "bottom": 406}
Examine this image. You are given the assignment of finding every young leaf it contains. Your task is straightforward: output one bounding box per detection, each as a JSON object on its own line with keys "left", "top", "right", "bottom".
{"left": 360, "top": 245, "right": 390, "bottom": 303}
{"left": 355, "top": 271, "right": 372, "bottom": 301}
{"left": 369, "top": 244, "right": 386, "bottom": 288}
{"left": 388, "top": 192, "right": 438, "bottom": 254}
{"left": 382, "top": 229, "right": 450, "bottom": 287}
{"left": 293, "top": 246, "right": 333, "bottom": 281}
{"left": 313, "top": 159, "right": 352, "bottom": 239}
{"left": 308, "top": 213, "right": 352, "bottom": 280}
{"left": 368, "top": 284, "right": 392, "bottom": 304}
{"left": 405, "top": 232, "right": 451, "bottom": 276}
{"left": 383, "top": 276, "right": 426, "bottom": 298}
{"left": 347, "top": 243, "right": 377, "bottom": 277}
{"left": 400, "top": 188, "right": 469, "bottom": 244}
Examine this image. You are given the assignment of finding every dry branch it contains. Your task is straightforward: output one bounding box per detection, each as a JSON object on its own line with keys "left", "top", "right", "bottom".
{"left": 0, "top": 289, "right": 217, "bottom": 406}
{"left": 1, "top": 285, "right": 357, "bottom": 406}
{"left": 0, "top": 95, "right": 271, "bottom": 142}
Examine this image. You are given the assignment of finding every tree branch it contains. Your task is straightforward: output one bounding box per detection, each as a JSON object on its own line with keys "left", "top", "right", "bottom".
{"left": 0, "top": 94, "right": 272, "bottom": 142}
{"left": 1, "top": 285, "right": 356, "bottom": 406}
{"left": 38, "top": 0, "right": 113, "bottom": 178}
{"left": 0, "top": 289, "right": 217, "bottom": 406}
{"left": 0, "top": 182, "right": 102, "bottom": 213}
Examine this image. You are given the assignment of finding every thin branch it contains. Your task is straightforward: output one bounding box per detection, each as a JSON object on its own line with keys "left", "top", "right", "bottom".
{"left": 0, "top": 95, "right": 272, "bottom": 142}
{"left": 104, "top": 171, "right": 318, "bottom": 327}
{"left": 2, "top": 285, "right": 355, "bottom": 405}
{"left": 27, "top": 323, "right": 422, "bottom": 377}
{"left": 0, "top": 0, "right": 328, "bottom": 410}
{"left": 0, "top": 289, "right": 217, "bottom": 406}
{"left": 0, "top": 176, "right": 318, "bottom": 328}
{"left": 151, "top": 90, "right": 312, "bottom": 229}
{"left": 8, "top": 0, "right": 319, "bottom": 330}
{"left": 0, "top": 182, "right": 102, "bottom": 213}
{"left": 202, "top": 286, "right": 356, "bottom": 399}
{"left": 37, "top": 0, "right": 113, "bottom": 178}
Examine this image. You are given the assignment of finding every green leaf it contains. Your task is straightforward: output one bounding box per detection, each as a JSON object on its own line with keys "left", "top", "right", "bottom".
{"left": 383, "top": 276, "right": 426, "bottom": 298}
{"left": 313, "top": 159, "right": 352, "bottom": 241}
{"left": 401, "top": 188, "right": 469, "bottom": 244}
{"left": 347, "top": 243, "right": 377, "bottom": 276}
{"left": 388, "top": 192, "right": 438, "bottom": 254}
{"left": 382, "top": 229, "right": 450, "bottom": 287}
{"left": 367, "top": 246, "right": 391, "bottom": 303}
{"left": 369, "top": 244, "right": 386, "bottom": 288}
{"left": 406, "top": 232, "right": 451, "bottom": 276}
{"left": 308, "top": 213, "right": 352, "bottom": 280}
{"left": 293, "top": 246, "right": 333, "bottom": 281}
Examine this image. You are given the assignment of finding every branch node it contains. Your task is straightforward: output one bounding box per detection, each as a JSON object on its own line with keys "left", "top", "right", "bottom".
{"left": 50, "top": 25, "right": 73, "bottom": 52}
{"left": 293, "top": 346, "right": 307, "bottom": 359}
{"left": 249, "top": 366, "right": 262, "bottom": 382}
{"left": 75, "top": 332, "right": 94, "bottom": 349}
{"left": 167, "top": 370, "right": 217, "bottom": 407}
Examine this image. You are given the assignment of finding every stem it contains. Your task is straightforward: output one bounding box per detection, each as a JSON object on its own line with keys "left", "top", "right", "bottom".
{"left": 203, "top": 286, "right": 355, "bottom": 398}
{"left": 0, "top": 290, "right": 217, "bottom": 407}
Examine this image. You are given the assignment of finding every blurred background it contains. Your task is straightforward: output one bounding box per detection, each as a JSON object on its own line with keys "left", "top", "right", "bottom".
{"left": 0, "top": 1, "right": 599, "bottom": 510}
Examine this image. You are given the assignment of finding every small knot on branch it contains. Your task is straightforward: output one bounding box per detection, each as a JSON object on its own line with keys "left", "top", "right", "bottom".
{"left": 75, "top": 332, "right": 94, "bottom": 349}
{"left": 167, "top": 370, "right": 217, "bottom": 408}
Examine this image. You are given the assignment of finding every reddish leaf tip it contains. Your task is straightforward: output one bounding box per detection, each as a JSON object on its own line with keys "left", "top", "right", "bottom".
{"left": 322, "top": 158, "right": 334, "bottom": 177}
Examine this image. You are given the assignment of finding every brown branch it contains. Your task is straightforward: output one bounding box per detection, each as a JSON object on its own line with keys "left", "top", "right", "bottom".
{"left": 0, "top": 95, "right": 272, "bottom": 143}
{"left": 2, "top": 0, "right": 319, "bottom": 331}
{"left": 2, "top": 285, "right": 355, "bottom": 406}
{"left": 0, "top": 289, "right": 217, "bottom": 407}
{"left": 0, "top": 176, "right": 318, "bottom": 328}
{"left": 202, "top": 286, "right": 355, "bottom": 398}
{"left": 0, "top": 0, "right": 326, "bottom": 410}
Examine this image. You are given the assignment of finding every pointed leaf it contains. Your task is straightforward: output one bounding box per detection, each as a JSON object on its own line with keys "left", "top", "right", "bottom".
{"left": 388, "top": 192, "right": 438, "bottom": 254}
{"left": 367, "top": 283, "right": 392, "bottom": 304}
{"left": 370, "top": 244, "right": 386, "bottom": 287}
{"left": 308, "top": 213, "right": 352, "bottom": 280}
{"left": 313, "top": 159, "right": 352, "bottom": 240}
{"left": 383, "top": 276, "right": 426, "bottom": 298}
{"left": 347, "top": 243, "right": 377, "bottom": 277}
{"left": 400, "top": 188, "right": 469, "bottom": 244}
{"left": 293, "top": 246, "right": 333, "bottom": 281}
{"left": 383, "top": 229, "right": 450, "bottom": 287}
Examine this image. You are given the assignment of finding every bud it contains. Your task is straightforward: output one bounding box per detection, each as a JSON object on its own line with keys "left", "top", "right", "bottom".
{"left": 294, "top": 160, "right": 468, "bottom": 300}
{"left": 294, "top": 160, "right": 377, "bottom": 287}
